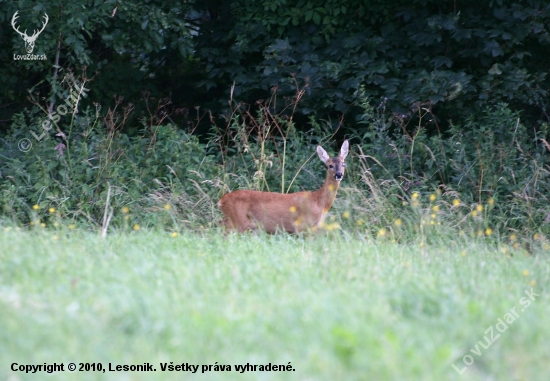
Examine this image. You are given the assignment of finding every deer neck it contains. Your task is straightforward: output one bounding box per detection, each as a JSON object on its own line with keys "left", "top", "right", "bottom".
{"left": 313, "top": 172, "right": 341, "bottom": 212}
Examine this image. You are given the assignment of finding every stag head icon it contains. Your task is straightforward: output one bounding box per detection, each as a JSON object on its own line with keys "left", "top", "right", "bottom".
{"left": 11, "top": 11, "right": 49, "bottom": 54}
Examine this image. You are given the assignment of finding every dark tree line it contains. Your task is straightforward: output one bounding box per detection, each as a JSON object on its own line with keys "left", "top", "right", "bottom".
{"left": 1, "top": 0, "right": 549, "bottom": 135}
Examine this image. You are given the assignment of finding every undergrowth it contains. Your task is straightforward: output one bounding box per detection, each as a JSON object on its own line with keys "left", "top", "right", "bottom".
{"left": 1, "top": 75, "right": 549, "bottom": 249}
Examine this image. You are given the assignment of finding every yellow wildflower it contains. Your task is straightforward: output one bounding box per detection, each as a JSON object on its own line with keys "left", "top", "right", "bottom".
{"left": 133, "top": 224, "right": 140, "bottom": 231}
{"left": 324, "top": 222, "right": 339, "bottom": 231}
{"left": 429, "top": 194, "right": 436, "bottom": 202}
{"left": 394, "top": 219, "right": 402, "bottom": 227}
{"left": 452, "top": 199, "right": 460, "bottom": 207}
{"left": 121, "top": 206, "right": 130, "bottom": 214}
{"left": 32, "top": 204, "right": 40, "bottom": 210}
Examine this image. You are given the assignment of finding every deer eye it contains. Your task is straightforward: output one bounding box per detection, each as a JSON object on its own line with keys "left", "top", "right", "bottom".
{"left": 342, "top": 162, "right": 346, "bottom": 167}
{"left": 329, "top": 164, "right": 334, "bottom": 169}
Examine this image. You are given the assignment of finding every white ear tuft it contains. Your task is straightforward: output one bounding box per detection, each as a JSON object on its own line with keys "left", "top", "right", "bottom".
{"left": 316, "top": 145, "right": 330, "bottom": 164}
{"left": 339, "top": 140, "right": 349, "bottom": 160}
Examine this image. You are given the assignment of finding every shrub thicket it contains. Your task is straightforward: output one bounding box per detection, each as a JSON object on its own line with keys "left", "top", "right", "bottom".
{"left": 1, "top": 85, "right": 549, "bottom": 251}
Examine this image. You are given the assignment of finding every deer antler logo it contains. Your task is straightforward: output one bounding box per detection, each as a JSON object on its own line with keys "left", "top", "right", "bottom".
{"left": 11, "top": 11, "right": 49, "bottom": 54}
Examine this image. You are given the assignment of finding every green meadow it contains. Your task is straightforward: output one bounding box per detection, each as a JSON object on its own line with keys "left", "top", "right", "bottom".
{"left": 1, "top": 229, "right": 548, "bottom": 381}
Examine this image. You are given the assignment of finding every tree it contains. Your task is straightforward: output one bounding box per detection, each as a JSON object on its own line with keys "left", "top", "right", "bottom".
{"left": 0, "top": 0, "right": 197, "bottom": 128}
{"left": 196, "top": 0, "right": 550, "bottom": 130}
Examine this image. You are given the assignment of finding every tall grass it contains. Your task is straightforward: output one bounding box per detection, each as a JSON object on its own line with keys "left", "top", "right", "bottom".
{"left": 1, "top": 77, "right": 550, "bottom": 246}
{"left": 3, "top": 71, "right": 550, "bottom": 381}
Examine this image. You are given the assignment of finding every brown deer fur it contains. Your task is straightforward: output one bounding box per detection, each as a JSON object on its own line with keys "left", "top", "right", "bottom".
{"left": 218, "top": 140, "right": 349, "bottom": 233}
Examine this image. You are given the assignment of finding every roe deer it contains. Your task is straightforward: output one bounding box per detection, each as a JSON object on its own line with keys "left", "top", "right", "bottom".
{"left": 218, "top": 140, "right": 349, "bottom": 233}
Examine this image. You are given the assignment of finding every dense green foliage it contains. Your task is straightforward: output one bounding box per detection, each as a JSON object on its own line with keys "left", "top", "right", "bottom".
{"left": 0, "top": 0, "right": 196, "bottom": 124}
{"left": 1, "top": 230, "right": 549, "bottom": 380}
{"left": 1, "top": 106, "right": 220, "bottom": 229}
{"left": 1, "top": 0, "right": 550, "bottom": 244}
{"left": 1, "top": 0, "right": 549, "bottom": 131}
{"left": 198, "top": 0, "right": 550, "bottom": 126}
{"left": 1, "top": 90, "right": 549, "bottom": 250}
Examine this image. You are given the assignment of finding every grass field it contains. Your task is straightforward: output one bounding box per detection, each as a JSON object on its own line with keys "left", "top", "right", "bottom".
{"left": 1, "top": 228, "right": 549, "bottom": 381}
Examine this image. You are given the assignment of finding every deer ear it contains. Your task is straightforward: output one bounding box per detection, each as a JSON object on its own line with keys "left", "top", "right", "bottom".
{"left": 339, "top": 140, "right": 349, "bottom": 160}
{"left": 317, "top": 145, "right": 330, "bottom": 164}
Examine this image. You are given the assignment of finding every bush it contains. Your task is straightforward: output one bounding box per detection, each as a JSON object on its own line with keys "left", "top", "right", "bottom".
{"left": 0, "top": 105, "right": 222, "bottom": 231}
{"left": 1, "top": 91, "right": 549, "bottom": 252}
{"left": 343, "top": 98, "right": 550, "bottom": 248}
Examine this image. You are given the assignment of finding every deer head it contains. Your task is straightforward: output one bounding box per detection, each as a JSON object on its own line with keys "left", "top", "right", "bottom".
{"left": 316, "top": 140, "right": 348, "bottom": 182}
{"left": 11, "top": 11, "right": 49, "bottom": 54}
